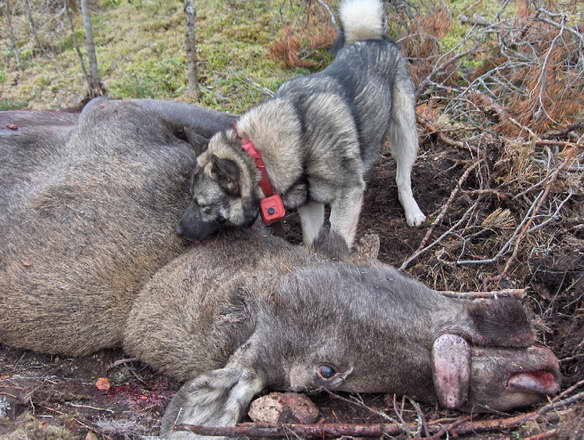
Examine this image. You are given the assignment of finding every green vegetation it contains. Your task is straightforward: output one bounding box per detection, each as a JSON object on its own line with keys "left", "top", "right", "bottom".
{"left": 0, "top": 0, "right": 581, "bottom": 112}
{"left": 0, "top": 0, "right": 325, "bottom": 112}
{"left": 0, "top": 98, "right": 30, "bottom": 111}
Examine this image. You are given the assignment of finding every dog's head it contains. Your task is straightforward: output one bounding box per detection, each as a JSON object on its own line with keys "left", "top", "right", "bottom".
{"left": 176, "top": 130, "right": 260, "bottom": 241}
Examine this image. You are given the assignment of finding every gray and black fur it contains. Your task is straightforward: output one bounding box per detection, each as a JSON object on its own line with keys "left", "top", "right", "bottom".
{"left": 177, "top": 0, "right": 426, "bottom": 248}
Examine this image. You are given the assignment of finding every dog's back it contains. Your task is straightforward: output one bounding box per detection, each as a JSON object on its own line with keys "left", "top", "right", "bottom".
{"left": 280, "top": 0, "right": 426, "bottom": 228}
{"left": 276, "top": 0, "right": 404, "bottom": 171}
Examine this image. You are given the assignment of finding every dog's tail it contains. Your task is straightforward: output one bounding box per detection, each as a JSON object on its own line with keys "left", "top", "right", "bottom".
{"left": 339, "top": 0, "right": 384, "bottom": 45}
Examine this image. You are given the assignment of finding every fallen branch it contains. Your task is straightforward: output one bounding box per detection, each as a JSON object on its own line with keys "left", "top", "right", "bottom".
{"left": 418, "top": 115, "right": 480, "bottom": 153}
{"left": 458, "top": 149, "right": 577, "bottom": 269}
{"left": 535, "top": 8, "right": 584, "bottom": 46}
{"left": 462, "top": 188, "right": 510, "bottom": 199}
{"left": 524, "top": 430, "right": 558, "bottom": 440}
{"left": 401, "top": 160, "right": 483, "bottom": 270}
{"left": 411, "top": 416, "right": 471, "bottom": 440}
{"left": 416, "top": 44, "right": 480, "bottom": 99}
{"left": 535, "top": 139, "right": 584, "bottom": 150}
{"left": 495, "top": 149, "right": 577, "bottom": 280}
{"left": 174, "top": 408, "right": 574, "bottom": 438}
{"left": 174, "top": 422, "right": 407, "bottom": 438}
{"left": 438, "top": 288, "right": 525, "bottom": 299}
{"left": 542, "top": 122, "right": 584, "bottom": 140}
{"left": 402, "top": 200, "right": 478, "bottom": 270}
{"left": 459, "top": 14, "right": 492, "bottom": 27}
{"left": 469, "top": 90, "right": 512, "bottom": 124}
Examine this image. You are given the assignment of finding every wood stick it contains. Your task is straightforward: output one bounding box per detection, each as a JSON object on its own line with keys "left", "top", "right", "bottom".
{"left": 524, "top": 430, "right": 558, "bottom": 440}
{"left": 417, "top": 115, "right": 480, "bottom": 153}
{"left": 401, "top": 160, "right": 483, "bottom": 270}
{"left": 438, "top": 288, "right": 525, "bottom": 299}
{"left": 174, "top": 408, "right": 573, "bottom": 438}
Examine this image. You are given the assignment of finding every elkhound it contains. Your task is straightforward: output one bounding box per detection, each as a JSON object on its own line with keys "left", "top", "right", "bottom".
{"left": 177, "top": 0, "right": 426, "bottom": 248}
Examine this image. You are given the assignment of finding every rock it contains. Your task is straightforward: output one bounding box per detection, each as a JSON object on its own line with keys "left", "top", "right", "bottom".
{"left": 248, "top": 392, "right": 319, "bottom": 424}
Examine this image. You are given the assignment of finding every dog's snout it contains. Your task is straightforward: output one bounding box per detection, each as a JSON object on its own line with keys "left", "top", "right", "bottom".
{"left": 176, "top": 204, "right": 223, "bottom": 242}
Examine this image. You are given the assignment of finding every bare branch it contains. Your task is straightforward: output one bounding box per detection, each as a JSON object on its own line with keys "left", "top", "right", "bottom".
{"left": 401, "top": 160, "right": 483, "bottom": 270}
{"left": 438, "top": 288, "right": 526, "bottom": 299}
{"left": 535, "top": 9, "right": 584, "bottom": 46}
{"left": 542, "top": 122, "right": 584, "bottom": 140}
{"left": 174, "top": 407, "right": 577, "bottom": 438}
{"left": 418, "top": 115, "right": 480, "bottom": 153}
{"left": 415, "top": 44, "right": 480, "bottom": 99}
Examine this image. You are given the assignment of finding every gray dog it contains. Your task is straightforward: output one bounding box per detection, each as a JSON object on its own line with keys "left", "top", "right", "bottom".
{"left": 177, "top": 0, "right": 426, "bottom": 248}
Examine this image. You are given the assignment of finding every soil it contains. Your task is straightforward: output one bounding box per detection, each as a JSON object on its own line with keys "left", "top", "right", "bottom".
{"left": 1, "top": 136, "right": 583, "bottom": 439}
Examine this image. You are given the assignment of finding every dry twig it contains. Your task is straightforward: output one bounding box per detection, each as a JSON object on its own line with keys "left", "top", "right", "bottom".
{"left": 524, "top": 430, "right": 558, "bottom": 440}
{"left": 401, "top": 160, "right": 483, "bottom": 270}
{"left": 494, "top": 149, "right": 577, "bottom": 281}
{"left": 418, "top": 115, "right": 480, "bottom": 153}
{"left": 174, "top": 408, "right": 575, "bottom": 438}
{"left": 438, "top": 288, "right": 525, "bottom": 299}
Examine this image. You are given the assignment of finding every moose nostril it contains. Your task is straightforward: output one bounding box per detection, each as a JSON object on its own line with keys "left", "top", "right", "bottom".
{"left": 175, "top": 224, "right": 184, "bottom": 236}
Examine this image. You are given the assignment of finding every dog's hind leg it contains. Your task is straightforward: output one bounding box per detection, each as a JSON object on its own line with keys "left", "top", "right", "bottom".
{"left": 298, "top": 201, "right": 325, "bottom": 247}
{"left": 329, "top": 187, "right": 364, "bottom": 249}
{"left": 388, "top": 62, "right": 427, "bottom": 227}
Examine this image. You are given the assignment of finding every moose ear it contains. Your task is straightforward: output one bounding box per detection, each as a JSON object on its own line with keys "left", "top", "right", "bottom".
{"left": 160, "top": 366, "right": 265, "bottom": 439}
{"left": 211, "top": 155, "right": 241, "bottom": 196}
{"left": 432, "top": 334, "right": 470, "bottom": 409}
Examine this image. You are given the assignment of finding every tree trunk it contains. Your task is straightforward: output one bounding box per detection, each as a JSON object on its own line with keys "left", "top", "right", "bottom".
{"left": 184, "top": 0, "right": 200, "bottom": 99}
{"left": 23, "top": 0, "right": 44, "bottom": 52}
{"left": 4, "top": 0, "right": 22, "bottom": 70}
{"left": 79, "top": 0, "right": 105, "bottom": 97}
{"left": 65, "top": 0, "right": 90, "bottom": 87}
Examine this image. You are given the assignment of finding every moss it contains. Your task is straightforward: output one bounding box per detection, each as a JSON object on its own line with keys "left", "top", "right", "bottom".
{"left": 0, "top": 99, "right": 29, "bottom": 110}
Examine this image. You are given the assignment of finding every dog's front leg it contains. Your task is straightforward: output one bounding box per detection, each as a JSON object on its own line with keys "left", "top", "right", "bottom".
{"left": 298, "top": 201, "right": 325, "bottom": 247}
{"left": 329, "top": 187, "right": 364, "bottom": 249}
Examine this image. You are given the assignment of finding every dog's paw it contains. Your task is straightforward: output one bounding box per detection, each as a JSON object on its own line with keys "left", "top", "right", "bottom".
{"left": 405, "top": 208, "right": 426, "bottom": 227}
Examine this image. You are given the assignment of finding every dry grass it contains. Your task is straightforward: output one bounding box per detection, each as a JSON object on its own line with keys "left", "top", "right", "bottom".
{"left": 270, "top": 1, "right": 336, "bottom": 68}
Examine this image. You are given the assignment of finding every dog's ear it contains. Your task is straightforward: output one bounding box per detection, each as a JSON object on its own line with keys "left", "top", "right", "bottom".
{"left": 211, "top": 155, "right": 241, "bottom": 196}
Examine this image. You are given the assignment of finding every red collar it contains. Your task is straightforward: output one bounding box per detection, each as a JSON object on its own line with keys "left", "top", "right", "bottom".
{"left": 240, "top": 138, "right": 276, "bottom": 198}
{"left": 237, "top": 134, "right": 286, "bottom": 225}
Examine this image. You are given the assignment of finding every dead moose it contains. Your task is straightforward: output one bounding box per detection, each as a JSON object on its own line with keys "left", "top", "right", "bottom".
{"left": 0, "top": 99, "right": 560, "bottom": 439}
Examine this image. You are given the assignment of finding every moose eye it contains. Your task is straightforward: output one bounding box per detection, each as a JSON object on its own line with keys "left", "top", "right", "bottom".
{"left": 318, "top": 365, "right": 336, "bottom": 379}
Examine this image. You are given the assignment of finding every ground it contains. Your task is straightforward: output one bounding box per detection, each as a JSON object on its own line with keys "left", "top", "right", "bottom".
{"left": 1, "top": 133, "right": 582, "bottom": 439}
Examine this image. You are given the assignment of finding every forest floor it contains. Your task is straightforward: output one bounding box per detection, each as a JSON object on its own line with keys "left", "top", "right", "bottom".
{"left": 1, "top": 0, "right": 583, "bottom": 439}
